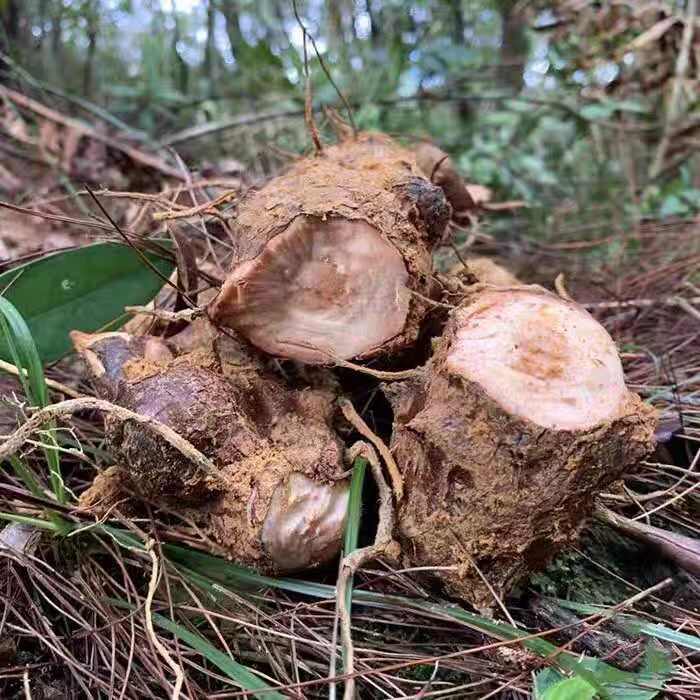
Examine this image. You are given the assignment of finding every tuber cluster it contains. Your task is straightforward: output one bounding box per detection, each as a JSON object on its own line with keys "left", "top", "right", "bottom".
{"left": 74, "top": 133, "right": 657, "bottom": 606}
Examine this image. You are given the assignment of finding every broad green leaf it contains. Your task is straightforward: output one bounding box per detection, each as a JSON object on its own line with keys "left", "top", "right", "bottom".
{"left": 0, "top": 242, "right": 174, "bottom": 364}
{"left": 535, "top": 668, "right": 567, "bottom": 698}
{"left": 537, "top": 674, "right": 597, "bottom": 700}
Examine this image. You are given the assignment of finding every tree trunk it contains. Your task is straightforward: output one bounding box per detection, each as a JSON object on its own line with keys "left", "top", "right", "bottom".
{"left": 50, "top": 0, "right": 64, "bottom": 68}
{"left": 218, "top": 0, "right": 248, "bottom": 67}
{"left": 38, "top": 0, "right": 49, "bottom": 46}
{"left": 366, "top": 0, "right": 381, "bottom": 46}
{"left": 82, "top": 1, "right": 99, "bottom": 98}
{"left": 0, "top": 0, "right": 21, "bottom": 61}
{"left": 171, "top": 1, "right": 189, "bottom": 93}
{"left": 496, "top": 0, "right": 527, "bottom": 93}
{"left": 203, "top": 0, "right": 217, "bottom": 89}
{"left": 327, "top": 0, "right": 350, "bottom": 74}
{"left": 449, "top": 0, "right": 472, "bottom": 123}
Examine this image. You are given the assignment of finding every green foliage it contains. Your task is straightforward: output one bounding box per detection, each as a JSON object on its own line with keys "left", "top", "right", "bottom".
{"left": 0, "top": 296, "right": 64, "bottom": 503}
{"left": 534, "top": 642, "right": 672, "bottom": 700}
{"left": 98, "top": 525, "right": 677, "bottom": 700}
{"left": 535, "top": 670, "right": 597, "bottom": 700}
{"left": 4, "top": 0, "right": 698, "bottom": 231}
{"left": 0, "top": 242, "right": 174, "bottom": 364}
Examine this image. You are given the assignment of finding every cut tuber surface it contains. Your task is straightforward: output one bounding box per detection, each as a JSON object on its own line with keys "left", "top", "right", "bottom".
{"left": 209, "top": 133, "right": 450, "bottom": 363}
{"left": 446, "top": 288, "right": 628, "bottom": 430}
{"left": 213, "top": 217, "right": 411, "bottom": 363}
{"left": 385, "top": 286, "right": 657, "bottom": 608}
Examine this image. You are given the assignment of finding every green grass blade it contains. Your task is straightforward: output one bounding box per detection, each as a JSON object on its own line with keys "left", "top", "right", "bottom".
{"left": 13, "top": 519, "right": 674, "bottom": 697}
{"left": 0, "top": 297, "right": 47, "bottom": 405}
{"left": 151, "top": 612, "right": 285, "bottom": 698}
{"left": 0, "top": 297, "right": 64, "bottom": 503}
{"left": 0, "top": 512, "right": 63, "bottom": 531}
{"left": 554, "top": 598, "right": 700, "bottom": 651}
{"left": 7, "top": 455, "right": 43, "bottom": 499}
{"left": 342, "top": 456, "right": 367, "bottom": 612}
{"left": 632, "top": 622, "right": 700, "bottom": 651}
{"left": 335, "top": 456, "right": 367, "bottom": 688}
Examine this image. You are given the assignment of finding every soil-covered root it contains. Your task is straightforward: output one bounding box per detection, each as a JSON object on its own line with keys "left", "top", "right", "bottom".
{"left": 384, "top": 286, "right": 657, "bottom": 609}
{"left": 71, "top": 330, "right": 350, "bottom": 572}
{"left": 208, "top": 132, "right": 450, "bottom": 364}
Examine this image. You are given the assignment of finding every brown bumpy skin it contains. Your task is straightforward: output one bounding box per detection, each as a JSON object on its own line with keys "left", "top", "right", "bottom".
{"left": 71, "top": 330, "right": 349, "bottom": 573}
{"left": 208, "top": 133, "right": 450, "bottom": 363}
{"left": 384, "top": 286, "right": 657, "bottom": 609}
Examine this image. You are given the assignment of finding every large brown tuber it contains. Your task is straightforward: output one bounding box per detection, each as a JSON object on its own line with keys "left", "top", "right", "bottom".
{"left": 71, "top": 330, "right": 350, "bottom": 573}
{"left": 385, "top": 286, "right": 657, "bottom": 608}
{"left": 208, "top": 133, "right": 451, "bottom": 363}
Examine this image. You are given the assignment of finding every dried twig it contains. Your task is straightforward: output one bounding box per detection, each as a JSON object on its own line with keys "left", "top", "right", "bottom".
{"left": 584, "top": 295, "right": 700, "bottom": 312}
{"left": 0, "top": 359, "right": 82, "bottom": 398}
{"left": 0, "top": 86, "right": 184, "bottom": 179}
{"left": 595, "top": 504, "right": 700, "bottom": 575}
{"left": 339, "top": 398, "right": 403, "bottom": 501}
{"left": 554, "top": 272, "right": 574, "bottom": 302}
{"left": 333, "top": 358, "right": 420, "bottom": 381}
{"left": 85, "top": 185, "right": 196, "bottom": 308}
{"left": 144, "top": 539, "right": 184, "bottom": 700}
{"left": 152, "top": 188, "right": 240, "bottom": 222}
{"left": 281, "top": 338, "right": 420, "bottom": 380}
{"left": 0, "top": 397, "right": 221, "bottom": 483}
{"left": 124, "top": 306, "right": 203, "bottom": 323}
{"left": 291, "top": 0, "right": 323, "bottom": 154}
{"left": 290, "top": 0, "right": 356, "bottom": 138}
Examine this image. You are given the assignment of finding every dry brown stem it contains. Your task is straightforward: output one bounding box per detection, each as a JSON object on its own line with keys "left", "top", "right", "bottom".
{"left": 583, "top": 295, "right": 700, "bottom": 312}
{"left": 0, "top": 85, "right": 184, "bottom": 180}
{"left": 144, "top": 539, "right": 184, "bottom": 700}
{"left": 554, "top": 272, "right": 574, "bottom": 302}
{"left": 0, "top": 359, "right": 82, "bottom": 399}
{"left": 152, "top": 188, "right": 240, "bottom": 222}
{"left": 595, "top": 504, "right": 700, "bottom": 575}
{"left": 339, "top": 398, "right": 404, "bottom": 501}
{"left": 124, "top": 305, "right": 203, "bottom": 323}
